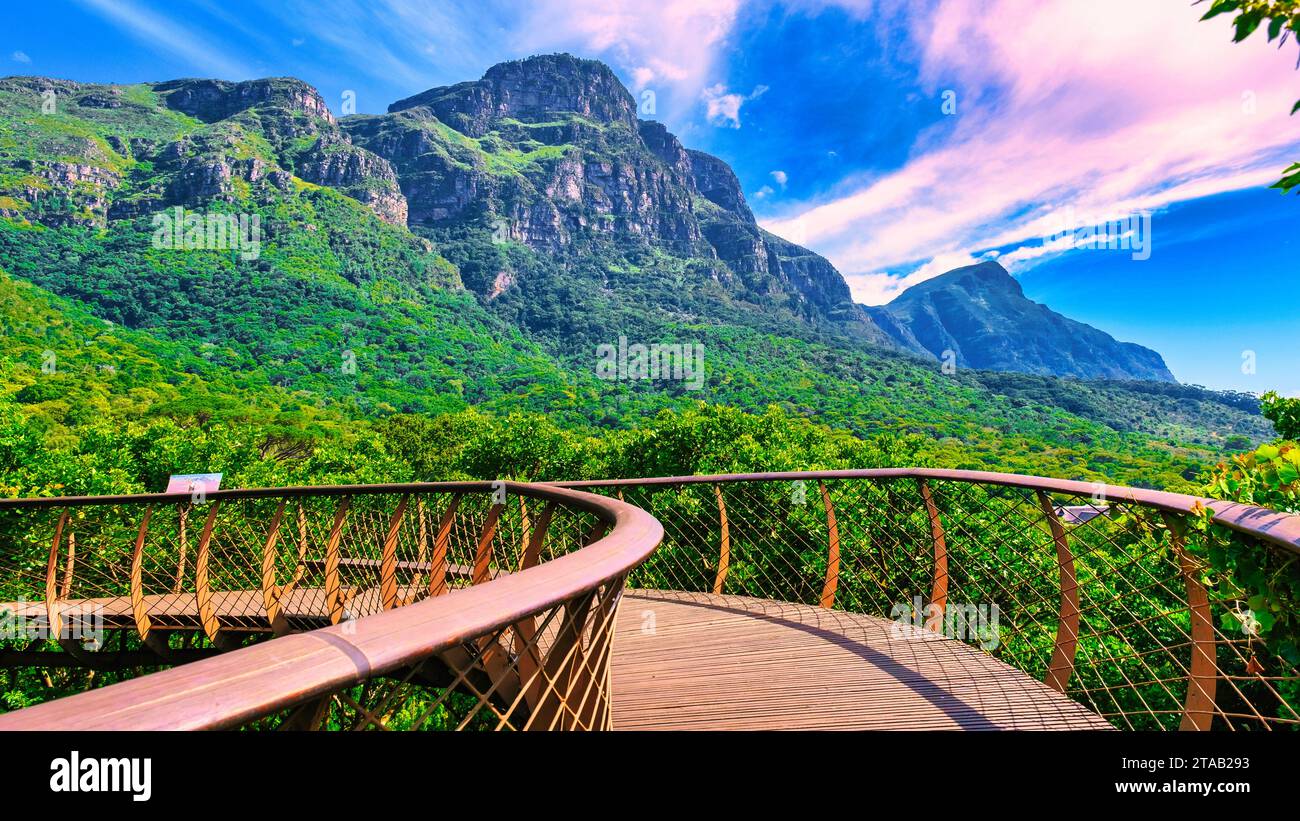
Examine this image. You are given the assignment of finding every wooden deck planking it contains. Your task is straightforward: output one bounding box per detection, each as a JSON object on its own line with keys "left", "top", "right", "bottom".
{"left": 2, "top": 585, "right": 429, "bottom": 630}
{"left": 611, "top": 590, "right": 1113, "bottom": 730}
{"left": 6, "top": 586, "right": 1114, "bottom": 730}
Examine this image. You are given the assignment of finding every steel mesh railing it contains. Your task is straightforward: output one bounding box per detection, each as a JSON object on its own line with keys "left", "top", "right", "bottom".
{"left": 0, "top": 481, "right": 661, "bottom": 730}
{"left": 558, "top": 470, "right": 1300, "bottom": 731}
{"left": 1, "top": 469, "right": 1297, "bottom": 730}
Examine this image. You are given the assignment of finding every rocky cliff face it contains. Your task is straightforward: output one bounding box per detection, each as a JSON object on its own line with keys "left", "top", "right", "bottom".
{"left": 866, "top": 261, "right": 1176, "bottom": 381}
{"left": 687, "top": 149, "right": 755, "bottom": 221}
{"left": 345, "top": 56, "right": 710, "bottom": 255}
{"left": 0, "top": 75, "right": 407, "bottom": 227}
{"left": 292, "top": 135, "right": 409, "bottom": 225}
{"left": 155, "top": 78, "right": 408, "bottom": 226}
{"left": 155, "top": 77, "right": 335, "bottom": 125}
{"left": 342, "top": 54, "right": 895, "bottom": 341}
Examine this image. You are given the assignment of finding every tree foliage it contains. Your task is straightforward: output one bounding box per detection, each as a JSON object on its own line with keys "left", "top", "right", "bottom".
{"left": 1261, "top": 390, "right": 1300, "bottom": 438}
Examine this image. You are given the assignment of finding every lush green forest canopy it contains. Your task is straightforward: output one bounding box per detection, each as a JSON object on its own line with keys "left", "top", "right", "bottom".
{"left": 0, "top": 234, "right": 1275, "bottom": 496}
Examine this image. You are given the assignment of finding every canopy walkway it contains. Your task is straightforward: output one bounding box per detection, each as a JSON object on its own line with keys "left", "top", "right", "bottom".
{"left": 0, "top": 470, "right": 1297, "bottom": 731}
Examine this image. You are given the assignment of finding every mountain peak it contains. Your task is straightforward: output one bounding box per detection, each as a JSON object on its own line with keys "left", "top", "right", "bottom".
{"left": 387, "top": 53, "right": 637, "bottom": 134}
{"left": 482, "top": 53, "right": 624, "bottom": 89}
{"left": 871, "top": 260, "right": 1175, "bottom": 382}
{"left": 899, "top": 259, "right": 1024, "bottom": 302}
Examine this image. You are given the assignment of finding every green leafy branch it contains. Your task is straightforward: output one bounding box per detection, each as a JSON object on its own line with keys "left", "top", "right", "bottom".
{"left": 1196, "top": 440, "right": 1300, "bottom": 663}
{"left": 1261, "top": 390, "right": 1300, "bottom": 438}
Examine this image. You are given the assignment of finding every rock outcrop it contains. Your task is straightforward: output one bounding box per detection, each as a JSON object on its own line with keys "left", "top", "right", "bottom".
{"left": 342, "top": 54, "right": 896, "bottom": 337}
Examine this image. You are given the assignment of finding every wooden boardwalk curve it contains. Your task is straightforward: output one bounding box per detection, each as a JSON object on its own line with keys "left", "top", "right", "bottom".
{"left": 611, "top": 590, "right": 1112, "bottom": 730}
{"left": 7, "top": 587, "right": 1112, "bottom": 730}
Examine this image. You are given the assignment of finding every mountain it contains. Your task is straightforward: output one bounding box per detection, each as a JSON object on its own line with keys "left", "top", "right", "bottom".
{"left": 0, "top": 57, "right": 1165, "bottom": 377}
{"left": 0, "top": 57, "right": 1273, "bottom": 491}
{"left": 0, "top": 72, "right": 593, "bottom": 419}
{"left": 865, "top": 260, "right": 1176, "bottom": 382}
{"left": 337, "top": 55, "right": 1169, "bottom": 376}
{"left": 338, "top": 54, "right": 895, "bottom": 346}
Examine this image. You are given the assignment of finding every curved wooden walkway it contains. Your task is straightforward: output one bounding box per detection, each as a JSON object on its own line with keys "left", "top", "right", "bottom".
{"left": 5, "top": 587, "right": 1112, "bottom": 729}
{"left": 611, "top": 590, "right": 1112, "bottom": 730}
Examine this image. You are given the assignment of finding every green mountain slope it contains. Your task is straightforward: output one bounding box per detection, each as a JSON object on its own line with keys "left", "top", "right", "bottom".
{"left": 0, "top": 63, "right": 1276, "bottom": 494}
{"left": 866, "top": 260, "right": 1175, "bottom": 381}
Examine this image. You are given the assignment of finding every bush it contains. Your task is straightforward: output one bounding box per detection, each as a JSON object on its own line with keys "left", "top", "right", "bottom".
{"left": 1199, "top": 440, "right": 1300, "bottom": 663}
{"left": 1261, "top": 391, "right": 1300, "bottom": 440}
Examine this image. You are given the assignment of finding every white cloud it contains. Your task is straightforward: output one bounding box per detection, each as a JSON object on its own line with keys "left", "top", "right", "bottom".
{"left": 703, "top": 83, "right": 767, "bottom": 128}
{"left": 770, "top": 169, "right": 788, "bottom": 187}
{"left": 703, "top": 85, "right": 744, "bottom": 127}
{"left": 12, "top": 51, "right": 31, "bottom": 64}
{"left": 850, "top": 251, "right": 983, "bottom": 304}
{"left": 261, "top": 0, "right": 741, "bottom": 126}
{"left": 514, "top": 0, "right": 741, "bottom": 107}
{"left": 74, "top": 0, "right": 252, "bottom": 79}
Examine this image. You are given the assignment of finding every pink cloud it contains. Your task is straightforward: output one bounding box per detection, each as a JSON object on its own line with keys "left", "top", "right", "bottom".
{"left": 516, "top": 0, "right": 741, "bottom": 98}
{"left": 762, "top": 0, "right": 1300, "bottom": 304}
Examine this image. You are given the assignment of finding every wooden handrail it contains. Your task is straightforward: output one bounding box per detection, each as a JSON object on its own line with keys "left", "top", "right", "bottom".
{"left": 548, "top": 468, "right": 1300, "bottom": 556}
{"left": 9, "top": 470, "right": 1291, "bottom": 551}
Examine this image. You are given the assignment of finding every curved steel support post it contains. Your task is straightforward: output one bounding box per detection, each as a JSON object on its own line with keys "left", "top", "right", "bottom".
{"left": 427, "top": 493, "right": 461, "bottom": 598}
{"left": 472, "top": 501, "right": 504, "bottom": 586}
{"left": 1162, "top": 513, "right": 1218, "bottom": 731}
{"left": 323, "top": 496, "right": 352, "bottom": 626}
{"left": 380, "top": 495, "right": 410, "bottom": 610}
{"left": 1037, "top": 491, "right": 1080, "bottom": 693}
{"left": 259, "top": 501, "right": 290, "bottom": 636}
{"left": 818, "top": 481, "right": 840, "bottom": 609}
{"left": 194, "top": 502, "right": 239, "bottom": 650}
{"left": 712, "top": 485, "right": 730, "bottom": 595}
{"left": 917, "top": 479, "right": 948, "bottom": 630}
{"left": 129, "top": 505, "right": 173, "bottom": 657}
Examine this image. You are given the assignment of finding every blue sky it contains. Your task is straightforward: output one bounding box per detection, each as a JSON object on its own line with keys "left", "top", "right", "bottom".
{"left": 5, "top": 0, "right": 1299, "bottom": 393}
